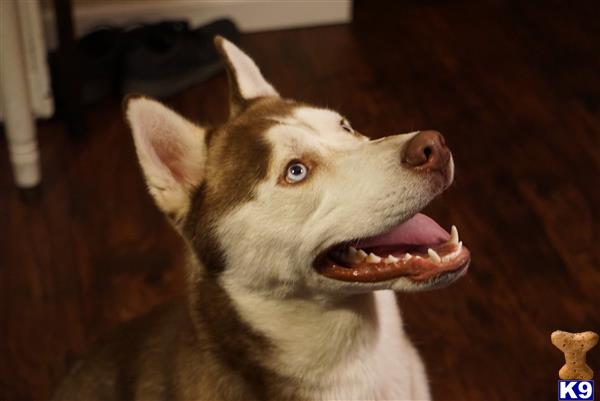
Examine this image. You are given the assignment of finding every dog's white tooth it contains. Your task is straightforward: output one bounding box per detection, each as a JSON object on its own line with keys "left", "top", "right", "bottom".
{"left": 450, "top": 225, "right": 459, "bottom": 244}
{"left": 384, "top": 255, "right": 399, "bottom": 264}
{"left": 352, "top": 270, "right": 359, "bottom": 276}
{"left": 367, "top": 253, "right": 382, "bottom": 263}
{"left": 357, "top": 250, "right": 368, "bottom": 260}
{"left": 428, "top": 248, "right": 442, "bottom": 263}
{"left": 442, "top": 251, "right": 455, "bottom": 263}
{"left": 442, "top": 242, "right": 465, "bottom": 262}
{"left": 403, "top": 253, "right": 413, "bottom": 261}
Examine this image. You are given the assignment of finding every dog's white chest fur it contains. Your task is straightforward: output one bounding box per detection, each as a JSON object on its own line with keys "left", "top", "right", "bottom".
{"left": 229, "top": 288, "right": 430, "bottom": 401}
{"left": 311, "top": 291, "right": 430, "bottom": 401}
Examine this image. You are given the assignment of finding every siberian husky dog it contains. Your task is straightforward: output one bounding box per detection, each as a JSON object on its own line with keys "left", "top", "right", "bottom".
{"left": 54, "top": 36, "right": 470, "bottom": 401}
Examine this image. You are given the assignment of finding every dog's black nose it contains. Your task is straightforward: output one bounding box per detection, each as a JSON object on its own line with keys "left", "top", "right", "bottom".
{"left": 401, "top": 130, "right": 450, "bottom": 172}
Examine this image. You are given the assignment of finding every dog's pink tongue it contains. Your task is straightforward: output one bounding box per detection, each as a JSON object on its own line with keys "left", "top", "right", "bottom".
{"left": 357, "top": 213, "right": 449, "bottom": 248}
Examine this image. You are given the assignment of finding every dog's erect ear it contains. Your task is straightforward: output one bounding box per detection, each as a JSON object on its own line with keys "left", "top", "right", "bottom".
{"left": 125, "top": 96, "right": 206, "bottom": 219}
{"left": 214, "top": 36, "right": 279, "bottom": 117}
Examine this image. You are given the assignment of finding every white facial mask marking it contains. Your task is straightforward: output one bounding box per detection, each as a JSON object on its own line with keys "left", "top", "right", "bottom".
{"left": 217, "top": 106, "right": 445, "bottom": 296}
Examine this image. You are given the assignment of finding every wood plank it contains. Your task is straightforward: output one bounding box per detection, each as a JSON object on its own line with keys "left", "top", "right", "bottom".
{"left": 1, "top": 1, "right": 599, "bottom": 399}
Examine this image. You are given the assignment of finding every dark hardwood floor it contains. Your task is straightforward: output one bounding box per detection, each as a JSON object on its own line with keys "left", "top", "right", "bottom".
{"left": 1, "top": 1, "right": 599, "bottom": 400}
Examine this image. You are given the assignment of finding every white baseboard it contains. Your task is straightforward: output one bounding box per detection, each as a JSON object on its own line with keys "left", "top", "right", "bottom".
{"left": 43, "top": 0, "right": 352, "bottom": 50}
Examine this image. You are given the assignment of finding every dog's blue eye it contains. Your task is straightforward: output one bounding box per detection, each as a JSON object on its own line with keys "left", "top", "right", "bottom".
{"left": 286, "top": 163, "right": 308, "bottom": 183}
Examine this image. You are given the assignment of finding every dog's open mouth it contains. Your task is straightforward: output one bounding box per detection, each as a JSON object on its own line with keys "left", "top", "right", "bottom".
{"left": 315, "top": 213, "right": 470, "bottom": 283}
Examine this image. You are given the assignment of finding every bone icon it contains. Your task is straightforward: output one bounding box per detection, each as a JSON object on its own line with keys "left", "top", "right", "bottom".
{"left": 551, "top": 330, "right": 598, "bottom": 380}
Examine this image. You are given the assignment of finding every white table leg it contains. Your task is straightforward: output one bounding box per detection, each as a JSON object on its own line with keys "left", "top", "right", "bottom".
{"left": 0, "top": 0, "right": 41, "bottom": 188}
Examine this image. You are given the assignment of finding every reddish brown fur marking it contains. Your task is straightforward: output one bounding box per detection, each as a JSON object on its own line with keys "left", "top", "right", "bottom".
{"left": 54, "top": 297, "right": 299, "bottom": 401}
{"left": 56, "top": 45, "right": 307, "bottom": 401}
{"left": 183, "top": 97, "right": 299, "bottom": 274}
{"left": 191, "top": 278, "right": 296, "bottom": 400}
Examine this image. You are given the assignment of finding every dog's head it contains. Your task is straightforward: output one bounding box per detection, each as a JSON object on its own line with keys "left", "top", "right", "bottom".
{"left": 125, "top": 37, "right": 469, "bottom": 298}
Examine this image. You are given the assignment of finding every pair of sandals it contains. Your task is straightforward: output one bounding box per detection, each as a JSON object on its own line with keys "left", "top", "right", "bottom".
{"left": 77, "top": 19, "right": 240, "bottom": 103}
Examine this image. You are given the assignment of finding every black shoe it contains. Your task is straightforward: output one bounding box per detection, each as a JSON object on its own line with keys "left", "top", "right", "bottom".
{"left": 194, "top": 18, "right": 240, "bottom": 45}
{"left": 121, "top": 19, "right": 240, "bottom": 98}
{"left": 77, "top": 26, "right": 123, "bottom": 104}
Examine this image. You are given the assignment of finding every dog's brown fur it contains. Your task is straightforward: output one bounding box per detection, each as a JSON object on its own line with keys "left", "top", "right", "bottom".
{"left": 54, "top": 43, "right": 304, "bottom": 401}
{"left": 53, "top": 295, "right": 292, "bottom": 401}
{"left": 53, "top": 35, "right": 450, "bottom": 401}
{"left": 183, "top": 97, "right": 299, "bottom": 275}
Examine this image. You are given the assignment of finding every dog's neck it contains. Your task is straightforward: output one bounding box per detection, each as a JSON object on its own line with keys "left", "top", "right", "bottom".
{"left": 221, "top": 279, "right": 385, "bottom": 382}
{"left": 185, "top": 252, "right": 404, "bottom": 393}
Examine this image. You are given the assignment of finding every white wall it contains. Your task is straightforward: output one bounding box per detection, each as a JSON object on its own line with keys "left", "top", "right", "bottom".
{"left": 43, "top": 0, "right": 352, "bottom": 50}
